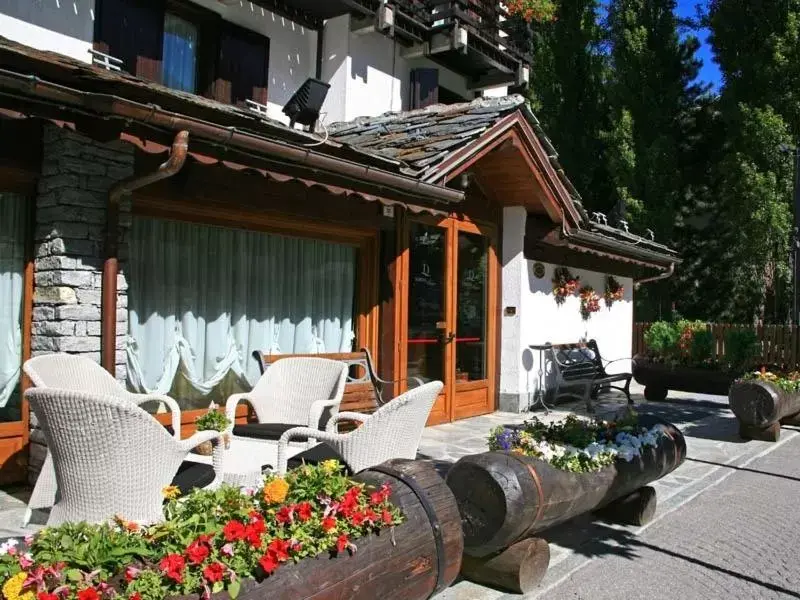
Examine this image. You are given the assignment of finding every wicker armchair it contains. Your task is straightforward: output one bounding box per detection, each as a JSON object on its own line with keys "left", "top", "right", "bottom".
{"left": 22, "top": 353, "right": 184, "bottom": 526}
{"left": 226, "top": 357, "right": 348, "bottom": 451}
{"left": 25, "top": 388, "right": 224, "bottom": 526}
{"left": 275, "top": 380, "right": 443, "bottom": 474}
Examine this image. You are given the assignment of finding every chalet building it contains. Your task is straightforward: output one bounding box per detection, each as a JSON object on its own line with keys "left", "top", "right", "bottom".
{"left": 0, "top": 0, "right": 677, "bottom": 485}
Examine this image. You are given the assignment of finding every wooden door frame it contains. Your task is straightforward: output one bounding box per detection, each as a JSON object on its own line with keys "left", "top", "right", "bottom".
{"left": 395, "top": 211, "right": 499, "bottom": 423}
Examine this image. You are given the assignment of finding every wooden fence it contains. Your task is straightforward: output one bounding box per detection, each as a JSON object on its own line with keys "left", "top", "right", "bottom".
{"left": 633, "top": 322, "right": 800, "bottom": 370}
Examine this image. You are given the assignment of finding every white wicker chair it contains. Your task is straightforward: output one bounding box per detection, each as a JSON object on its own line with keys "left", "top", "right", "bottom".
{"left": 275, "top": 380, "right": 443, "bottom": 474}
{"left": 226, "top": 357, "right": 348, "bottom": 451}
{"left": 22, "top": 354, "right": 184, "bottom": 526}
{"left": 25, "top": 387, "right": 224, "bottom": 526}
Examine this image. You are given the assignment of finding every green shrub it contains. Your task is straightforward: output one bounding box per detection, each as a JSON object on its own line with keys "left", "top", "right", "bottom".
{"left": 643, "top": 321, "right": 680, "bottom": 357}
{"left": 725, "top": 329, "right": 759, "bottom": 373}
{"left": 689, "top": 329, "right": 715, "bottom": 365}
{"left": 194, "top": 407, "right": 231, "bottom": 432}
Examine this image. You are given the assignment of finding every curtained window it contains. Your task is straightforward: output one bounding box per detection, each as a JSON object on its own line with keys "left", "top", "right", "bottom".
{"left": 162, "top": 12, "right": 198, "bottom": 93}
{"left": 0, "top": 194, "right": 25, "bottom": 421}
{"left": 126, "top": 217, "right": 357, "bottom": 409}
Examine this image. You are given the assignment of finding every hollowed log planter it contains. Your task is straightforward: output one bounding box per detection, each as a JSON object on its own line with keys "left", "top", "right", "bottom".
{"left": 633, "top": 357, "right": 736, "bottom": 401}
{"left": 729, "top": 380, "right": 800, "bottom": 442}
{"left": 446, "top": 419, "right": 686, "bottom": 593}
{"left": 187, "top": 460, "right": 463, "bottom": 600}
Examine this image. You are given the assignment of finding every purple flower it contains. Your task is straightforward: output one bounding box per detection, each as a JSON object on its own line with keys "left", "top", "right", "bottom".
{"left": 494, "top": 428, "right": 518, "bottom": 451}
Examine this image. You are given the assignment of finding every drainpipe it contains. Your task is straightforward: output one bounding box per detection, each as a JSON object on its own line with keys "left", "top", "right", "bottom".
{"left": 101, "top": 130, "right": 189, "bottom": 374}
{"left": 633, "top": 262, "right": 675, "bottom": 289}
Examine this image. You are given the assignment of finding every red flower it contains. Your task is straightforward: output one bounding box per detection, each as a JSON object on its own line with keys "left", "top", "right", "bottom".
{"left": 275, "top": 506, "right": 293, "bottom": 525}
{"left": 350, "top": 511, "right": 366, "bottom": 527}
{"left": 244, "top": 518, "right": 266, "bottom": 548}
{"left": 267, "top": 539, "right": 291, "bottom": 562}
{"left": 129, "top": 595, "right": 142, "bottom": 600}
{"left": 321, "top": 517, "right": 337, "bottom": 532}
{"left": 363, "top": 508, "right": 377, "bottom": 523}
{"left": 381, "top": 509, "right": 394, "bottom": 525}
{"left": 202, "top": 562, "right": 226, "bottom": 583}
{"left": 38, "top": 594, "right": 59, "bottom": 600}
{"left": 159, "top": 553, "right": 186, "bottom": 583}
{"left": 77, "top": 589, "right": 99, "bottom": 600}
{"left": 223, "top": 520, "right": 246, "bottom": 542}
{"left": 258, "top": 553, "right": 279, "bottom": 575}
{"left": 296, "top": 502, "right": 313, "bottom": 522}
{"left": 185, "top": 539, "right": 211, "bottom": 565}
{"left": 336, "top": 534, "right": 350, "bottom": 554}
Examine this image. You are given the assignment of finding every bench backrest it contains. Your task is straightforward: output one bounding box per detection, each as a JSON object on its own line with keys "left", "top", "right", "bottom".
{"left": 252, "top": 351, "right": 379, "bottom": 414}
{"left": 547, "top": 339, "right": 607, "bottom": 381}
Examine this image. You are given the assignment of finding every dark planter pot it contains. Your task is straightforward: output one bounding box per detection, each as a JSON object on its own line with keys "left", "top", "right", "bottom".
{"left": 632, "top": 357, "right": 736, "bottom": 400}
{"left": 175, "top": 460, "right": 463, "bottom": 600}
{"left": 444, "top": 418, "right": 686, "bottom": 593}
{"left": 729, "top": 380, "right": 800, "bottom": 442}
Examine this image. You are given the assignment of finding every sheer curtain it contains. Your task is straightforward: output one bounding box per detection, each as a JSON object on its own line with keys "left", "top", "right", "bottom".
{"left": 126, "top": 217, "right": 356, "bottom": 408}
{"left": 162, "top": 12, "right": 198, "bottom": 93}
{"left": 0, "top": 194, "right": 25, "bottom": 410}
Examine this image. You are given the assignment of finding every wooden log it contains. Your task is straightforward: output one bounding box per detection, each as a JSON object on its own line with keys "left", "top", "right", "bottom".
{"left": 594, "top": 485, "right": 657, "bottom": 526}
{"left": 460, "top": 537, "right": 550, "bottom": 594}
{"left": 188, "top": 459, "right": 463, "bottom": 600}
{"left": 632, "top": 358, "right": 735, "bottom": 396}
{"left": 446, "top": 417, "right": 686, "bottom": 558}
{"left": 729, "top": 380, "right": 800, "bottom": 442}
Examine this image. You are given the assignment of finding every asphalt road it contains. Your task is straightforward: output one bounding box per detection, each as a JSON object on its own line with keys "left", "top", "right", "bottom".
{"left": 547, "top": 432, "right": 800, "bottom": 600}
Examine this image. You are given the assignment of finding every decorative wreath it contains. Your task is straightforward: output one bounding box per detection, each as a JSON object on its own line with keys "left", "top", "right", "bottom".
{"left": 552, "top": 267, "right": 580, "bottom": 306}
{"left": 579, "top": 286, "right": 602, "bottom": 321}
{"left": 604, "top": 276, "right": 624, "bottom": 309}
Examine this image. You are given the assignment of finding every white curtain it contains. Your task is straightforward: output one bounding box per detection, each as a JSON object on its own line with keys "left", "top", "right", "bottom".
{"left": 126, "top": 217, "right": 356, "bottom": 403}
{"left": 0, "top": 194, "right": 25, "bottom": 408}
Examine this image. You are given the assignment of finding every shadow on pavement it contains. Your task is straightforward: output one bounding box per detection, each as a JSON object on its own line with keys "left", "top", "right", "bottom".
{"left": 543, "top": 522, "right": 800, "bottom": 598}
{"left": 687, "top": 456, "right": 800, "bottom": 483}
{"left": 635, "top": 401, "right": 746, "bottom": 444}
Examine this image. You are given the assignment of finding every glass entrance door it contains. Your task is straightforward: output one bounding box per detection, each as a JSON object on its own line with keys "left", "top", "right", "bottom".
{"left": 405, "top": 218, "right": 496, "bottom": 424}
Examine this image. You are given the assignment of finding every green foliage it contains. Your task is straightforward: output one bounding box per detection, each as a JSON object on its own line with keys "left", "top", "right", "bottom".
{"left": 741, "top": 369, "right": 800, "bottom": 393}
{"left": 724, "top": 329, "right": 760, "bottom": 372}
{"left": 643, "top": 321, "right": 680, "bottom": 356}
{"left": 194, "top": 407, "right": 231, "bottom": 432}
{"left": 690, "top": 329, "right": 715, "bottom": 364}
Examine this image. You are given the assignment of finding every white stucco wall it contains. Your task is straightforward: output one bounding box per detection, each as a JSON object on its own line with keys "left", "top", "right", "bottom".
{"left": 499, "top": 209, "right": 635, "bottom": 411}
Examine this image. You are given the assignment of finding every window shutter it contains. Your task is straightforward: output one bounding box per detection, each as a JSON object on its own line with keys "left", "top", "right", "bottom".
{"left": 410, "top": 68, "right": 439, "bottom": 109}
{"left": 94, "top": 0, "right": 165, "bottom": 82}
{"left": 214, "top": 23, "right": 270, "bottom": 106}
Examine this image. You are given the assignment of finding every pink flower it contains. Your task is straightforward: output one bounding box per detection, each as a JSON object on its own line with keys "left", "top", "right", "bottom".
{"left": 18, "top": 553, "right": 33, "bottom": 569}
{"left": 220, "top": 543, "right": 235, "bottom": 557}
{"left": 124, "top": 566, "right": 141, "bottom": 582}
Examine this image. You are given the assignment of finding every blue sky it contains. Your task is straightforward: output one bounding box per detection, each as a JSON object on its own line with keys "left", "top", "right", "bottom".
{"left": 675, "top": 0, "right": 722, "bottom": 90}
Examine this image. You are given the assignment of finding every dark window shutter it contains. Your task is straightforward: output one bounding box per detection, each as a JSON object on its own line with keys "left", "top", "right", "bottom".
{"left": 214, "top": 23, "right": 270, "bottom": 106}
{"left": 410, "top": 68, "right": 439, "bottom": 109}
{"left": 94, "top": 0, "right": 165, "bottom": 82}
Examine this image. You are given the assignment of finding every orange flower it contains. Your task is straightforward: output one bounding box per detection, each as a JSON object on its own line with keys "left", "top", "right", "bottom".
{"left": 262, "top": 478, "right": 289, "bottom": 504}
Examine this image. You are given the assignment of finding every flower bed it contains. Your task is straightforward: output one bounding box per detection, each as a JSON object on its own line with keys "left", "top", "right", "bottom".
{"left": 0, "top": 461, "right": 403, "bottom": 600}
{"left": 488, "top": 412, "right": 664, "bottom": 473}
{"left": 729, "top": 369, "right": 800, "bottom": 441}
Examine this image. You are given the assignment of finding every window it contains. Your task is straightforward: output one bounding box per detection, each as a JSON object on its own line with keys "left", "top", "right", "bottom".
{"left": 126, "top": 217, "right": 357, "bottom": 409}
{"left": 0, "top": 194, "right": 26, "bottom": 422}
{"left": 162, "top": 12, "right": 199, "bottom": 93}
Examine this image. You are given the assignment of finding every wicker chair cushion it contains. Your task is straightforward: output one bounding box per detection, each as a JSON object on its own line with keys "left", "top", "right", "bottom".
{"left": 286, "top": 443, "right": 345, "bottom": 471}
{"left": 171, "top": 462, "right": 217, "bottom": 495}
{"left": 233, "top": 423, "right": 306, "bottom": 440}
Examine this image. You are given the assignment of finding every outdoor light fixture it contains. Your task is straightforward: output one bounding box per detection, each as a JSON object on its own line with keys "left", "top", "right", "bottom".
{"left": 283, "top": 78, "right": 331, "bottom": 131}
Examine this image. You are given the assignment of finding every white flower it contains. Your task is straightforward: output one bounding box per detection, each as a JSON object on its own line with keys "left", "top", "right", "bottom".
{"left": 0, "top": 539, "right": 19, "bottom": 555}
{"left": 617, "top": 446, "right": 637, "bottom": 462}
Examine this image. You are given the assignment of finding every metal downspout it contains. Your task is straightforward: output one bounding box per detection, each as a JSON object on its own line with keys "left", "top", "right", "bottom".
{"left": 101, "top": 130, "right": 189, "bottom": 374}
{"left": 634, "top": 262, "right": 676, "bottom": 289}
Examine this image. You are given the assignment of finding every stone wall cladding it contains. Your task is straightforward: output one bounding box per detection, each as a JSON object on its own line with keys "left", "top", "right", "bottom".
{"left": 29, "top": 125, "right": 133, "bottom": 482}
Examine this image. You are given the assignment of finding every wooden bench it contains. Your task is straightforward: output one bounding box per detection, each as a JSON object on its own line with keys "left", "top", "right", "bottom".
{"left": 252, "top": 347, "right": 417, "bottom": 416}
{"left": 546, "top": 339, "right": 632, "bottom": 411}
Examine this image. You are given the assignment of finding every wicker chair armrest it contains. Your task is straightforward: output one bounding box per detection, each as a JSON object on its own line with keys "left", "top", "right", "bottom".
{"left": 277, "top": 427, "right": 347, "bottom": 474}
{"left": 326, "top": 411, "right": 369, "bottom": 433}
{"left": 308, "top": 399, "right": 341, "bottom": 430}
{"left": 225, "top": 393, "right": 254, "bottom": 427}
{"left": 178, "top": 429, "right": 225, "bottom": 452}
{"left": 129, "top": 393, "right": 182, "bottom": 438}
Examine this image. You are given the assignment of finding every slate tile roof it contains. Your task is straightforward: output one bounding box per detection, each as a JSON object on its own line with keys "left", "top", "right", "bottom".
{"left": 328, "top": 95, "right": 526, "bottom": 178}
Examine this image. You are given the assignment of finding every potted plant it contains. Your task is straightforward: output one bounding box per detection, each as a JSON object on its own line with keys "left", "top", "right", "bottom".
{"left": 729, "top": 368, "right": 800, "bottom": 441}
{"left": 633, "top": 321, "right": 759, "bottom": 401}
{"left": 193, "top": 404, "right": 232, "bottom": 456}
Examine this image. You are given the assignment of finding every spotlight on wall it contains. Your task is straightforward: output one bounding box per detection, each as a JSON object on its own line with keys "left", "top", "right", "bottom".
{"left": 283, "top": 78, "right": 331, "bottom": 131}
{"left": 458, "top": 171, "right": 474, "bottom": 191}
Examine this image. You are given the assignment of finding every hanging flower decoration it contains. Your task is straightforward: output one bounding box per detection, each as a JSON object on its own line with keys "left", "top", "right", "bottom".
{"left": 579, "top": 286, "right": 601, "bottom": 320}
{"left": 505, "top": 0, "right": 558, "bottom": 23}
{"left": 552, "top": 267, "right": 580, "bottom": 305}
{"left": 604, "top": 276, "right": 624, "bottom": 309}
